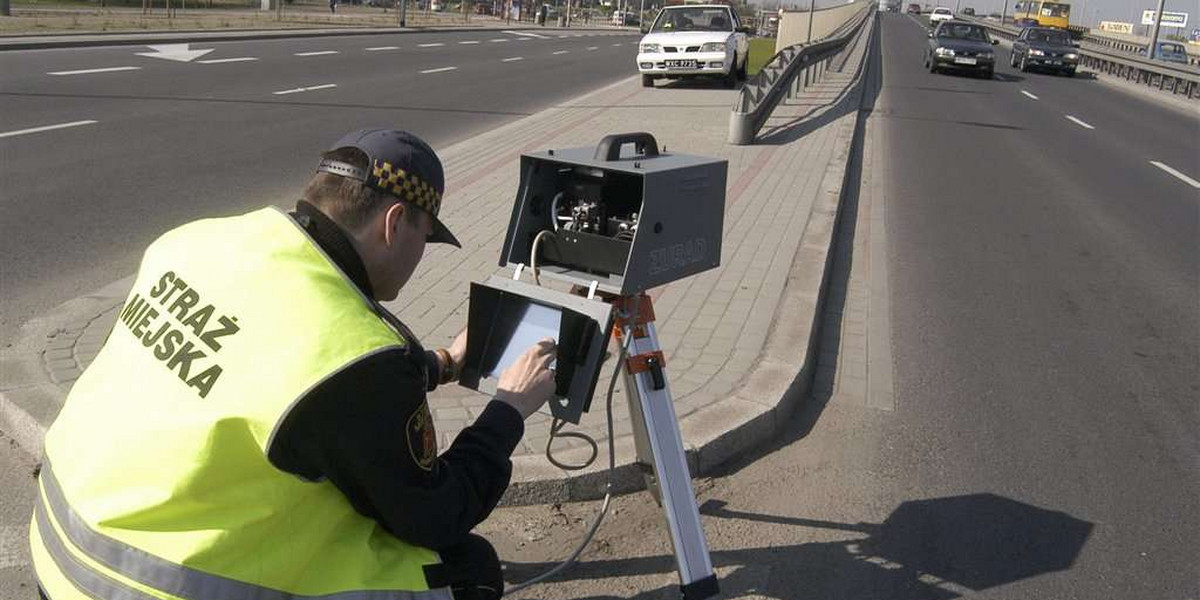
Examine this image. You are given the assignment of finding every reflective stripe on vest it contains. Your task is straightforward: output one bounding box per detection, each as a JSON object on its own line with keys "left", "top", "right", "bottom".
{"left": 36, "top": 460, "right": 450, "bottom": 600}
{"left": 32, "top": 208, "right": 450, "bottom": 600}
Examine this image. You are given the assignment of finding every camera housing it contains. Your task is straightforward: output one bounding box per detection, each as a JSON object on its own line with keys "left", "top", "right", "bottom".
{"left": 500, "top": 133, "right": 727, "bottom": 295}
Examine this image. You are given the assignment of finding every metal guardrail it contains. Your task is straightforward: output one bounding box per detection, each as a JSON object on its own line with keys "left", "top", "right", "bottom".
{"left": 728, "top": 5, "right": 874, "bottom": 146}
{"left": 963, "top": 17, "right": 1200, "bottom": 100}
{"left": 1081, "top": 30, "right": 1200, "bottom": 67}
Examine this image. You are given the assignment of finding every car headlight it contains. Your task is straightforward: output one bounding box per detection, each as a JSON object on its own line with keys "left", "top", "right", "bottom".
{"left": 1065, "top": 53, "right": 1079, "bottom": 60}
{"left": 700, "top": 42, "right": 727, "bottom": 52}
{"left": 1029, "top": 49, "right": 1045, "bottom": 56}
{"left": 640, "top": 43, "right": 661, "bottom": 53}
{"left": 935, "top": 47, "right": 955, "bottom": 57}
{"left": 980, "top": 50, "right": 994, "bottom": 58}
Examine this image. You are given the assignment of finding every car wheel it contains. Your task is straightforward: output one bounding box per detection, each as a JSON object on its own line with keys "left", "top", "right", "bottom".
{"left": 737, "top": 55, "right": 748, "bottom": 81}
{"left": 723, "top": 60, "right": 738, "bottom": 88}
{"left": 982, "top": 68, "right": 994, "bottom": 79}
{"left": 1064, "top": 68, "right": 1076, "bottom": 77}
{"left": 642, "top": 74, "right": 655, "bottom": 87}
{"left": 928, "top": 57, "right": 938, "bottom": 74}
{"left": 1009, "top": 52, "right": 1017, "bottom": 67}
{"left": 1018, "top": 54, "right": 1029, "bottom": 72}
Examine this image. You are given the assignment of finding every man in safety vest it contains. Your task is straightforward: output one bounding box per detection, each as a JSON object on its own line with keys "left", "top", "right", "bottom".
{"left": 30, "top": 129, "right": 557, "bottom": 600}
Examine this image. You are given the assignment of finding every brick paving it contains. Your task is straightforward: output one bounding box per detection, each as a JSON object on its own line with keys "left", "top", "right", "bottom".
{"left": 4, "top": 15, "right": 875, "bottom": 495}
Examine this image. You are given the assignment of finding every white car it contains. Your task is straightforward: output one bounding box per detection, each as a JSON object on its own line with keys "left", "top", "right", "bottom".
{"left": 636, "top": 4, "right": 750, "bottom": 88}
{"left": 929, "top": 7, "right": 954, "bottom": 24}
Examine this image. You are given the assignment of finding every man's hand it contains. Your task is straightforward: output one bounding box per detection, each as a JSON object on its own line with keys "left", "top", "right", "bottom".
{"left": 447, "top": 329, "right": 468, "bottom": 372}
{"left": 495, "top": 338, "right": 557, "bottom": 419}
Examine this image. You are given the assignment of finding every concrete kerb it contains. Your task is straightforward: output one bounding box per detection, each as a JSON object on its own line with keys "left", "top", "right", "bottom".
{"left": 0, "top": 24, "right": 632, "bottom": 51}
{"left": 502, "top": 15, "right": 879, "bottom": 505}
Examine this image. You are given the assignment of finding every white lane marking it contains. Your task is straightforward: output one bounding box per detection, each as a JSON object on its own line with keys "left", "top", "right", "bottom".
{"left": 295, "top": 51, "right": 339, "bottom": 56}
{"left": 136, "top": 43, "right": 213, "bottom": 62}
{"left": 612, "top": 43, "right": 622, "bottom": 46}
{"left": 587, "top": 46, "right": 599, "bottom": 50}
{"left": 459, "top": 40, "right": 480, "bottom": 44}
{"left": 47, "top": 66, "right": 141, "bottom": 76}
{"left": 365, "top": 46, "right": 400, "bottom": 51}
{"left": 1065, "top": 115, "right": 1095, "bottom": 130}
{"left": 503, "top": 29, "right": 548, "bottom": 39}
{"left": 490, "top": 38, "right": 510, "bottom": 42}
{"left": 1020, "top": 90, "right": 1039, "bottom": 100}
{"left": 1150, "top": 161, "right": 1200, "bottom": 189}
{"left": 0, "top": 119, "right": 97, "bottom": 139}
{"left": 553, "top": 50, "right": 569, "bottom": 55}
{"left": 557, "top": 34, "right": 571, "bottom": 38}
{"left": 0, "top": 525, "right": 28, "bottom": 569}
{"left": 273, "top": 83, "right": 337, "bottom": 95}
{"left": 198, "top": 57, "right": 258, "bottom": 64}
{"left": 420, "top": 66, "right": 458, "bottom": 74}
{"left": 501, "top": 56, "right": 524, "bottom": 62}
{"left": 418, "top": 42, "right": 445, "bottom": 48}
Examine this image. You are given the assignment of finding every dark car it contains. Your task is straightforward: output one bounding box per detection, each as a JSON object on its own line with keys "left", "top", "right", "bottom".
{"left": 907, "top": 3, "right": 921, "bottom": 14}
{"left": 1011, "top": 26, "right": 1080, "bottom": 76}
{"left": 1145, "top": 41, "right": 1191, "bottom": 64}
{"left": 925, "top": 20, "right": 998, "bottom": 78}
{"left": 962, "top": 7, "right": 974, "bottom": 15}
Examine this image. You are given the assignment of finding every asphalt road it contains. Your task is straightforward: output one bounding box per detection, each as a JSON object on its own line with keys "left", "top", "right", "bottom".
{"left": 0, "top": 28, "right": 637, "bottom": 342}
{"left": 474, "top": 13, "right": 1200, "bottom": 599}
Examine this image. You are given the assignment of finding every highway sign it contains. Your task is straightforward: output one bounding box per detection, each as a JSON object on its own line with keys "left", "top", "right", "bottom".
{"left": 1098, "top": 21, "right": 1133, "bottom": 34}
{"left": 1141, "top": 9, "right": 1188, "bottom": 28}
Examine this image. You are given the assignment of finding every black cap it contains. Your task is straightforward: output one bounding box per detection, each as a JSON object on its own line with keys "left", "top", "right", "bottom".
{"left": 318, "top": 128, "right": 460, "bottom": 248}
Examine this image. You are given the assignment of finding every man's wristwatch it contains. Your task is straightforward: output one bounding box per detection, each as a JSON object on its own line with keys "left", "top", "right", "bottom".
{"left": 435, "top": 348, "right": 457, "bottom": 385}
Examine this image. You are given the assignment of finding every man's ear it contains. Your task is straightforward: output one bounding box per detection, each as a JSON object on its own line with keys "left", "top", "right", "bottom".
{"left": 382, "top": 203, "right": 405, "bottom": 247}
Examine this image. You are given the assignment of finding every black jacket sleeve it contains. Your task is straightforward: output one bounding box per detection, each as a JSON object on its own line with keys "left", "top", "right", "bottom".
{"left": 267, "top": 349, "right": 525, "bottom": 551}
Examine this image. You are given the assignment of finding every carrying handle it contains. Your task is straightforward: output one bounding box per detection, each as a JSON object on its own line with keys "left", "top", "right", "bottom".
{"left": 593, "top": 132, "right": 660, "bottom": 162}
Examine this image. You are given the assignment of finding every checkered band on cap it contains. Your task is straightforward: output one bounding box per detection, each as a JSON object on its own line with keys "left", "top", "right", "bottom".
{"left": 371, "top": 159, "right": 443, "bottom": 218}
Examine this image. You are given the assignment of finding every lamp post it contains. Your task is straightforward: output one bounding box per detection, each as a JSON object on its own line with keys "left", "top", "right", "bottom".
{"left": 1147, "top": 0, "right": 1166, "bottom": 59}
{"left": 806, "top": 0, "right": 816, "bottom": 43}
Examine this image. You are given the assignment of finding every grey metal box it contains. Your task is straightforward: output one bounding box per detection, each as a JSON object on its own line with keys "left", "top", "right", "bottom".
{"left": 499, "top": 133, "right": 727, "bottom": 295}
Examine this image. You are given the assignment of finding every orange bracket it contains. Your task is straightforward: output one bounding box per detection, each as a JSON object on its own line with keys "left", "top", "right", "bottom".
{"left": 626, "top": 351, "right": 667, "bottom": 391}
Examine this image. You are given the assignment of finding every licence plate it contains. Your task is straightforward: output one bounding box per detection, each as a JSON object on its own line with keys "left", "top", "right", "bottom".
{"left": 664, "top": 60, "right": 698, "bottom": 69}
{"left": 954, "top": 57, "right": 978, "bottom": 65}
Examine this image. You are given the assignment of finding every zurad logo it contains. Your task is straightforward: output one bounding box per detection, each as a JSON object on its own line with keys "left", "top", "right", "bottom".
{"left": 648, "top": 238, "right": 708, "bottom": 276}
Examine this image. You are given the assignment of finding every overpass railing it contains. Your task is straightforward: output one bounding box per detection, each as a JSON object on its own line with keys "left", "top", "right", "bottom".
{"left": 728, "top": 4, "right": 874, "bottom": 145}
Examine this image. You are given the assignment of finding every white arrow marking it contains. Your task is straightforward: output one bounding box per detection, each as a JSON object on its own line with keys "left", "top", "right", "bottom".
{"left": 136, "top": 43, "right": 215, "bottom": 63}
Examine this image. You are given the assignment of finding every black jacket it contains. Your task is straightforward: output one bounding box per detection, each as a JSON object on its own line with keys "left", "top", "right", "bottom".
{"left": 267, "top": 201, "right": 524, "bottom": 551}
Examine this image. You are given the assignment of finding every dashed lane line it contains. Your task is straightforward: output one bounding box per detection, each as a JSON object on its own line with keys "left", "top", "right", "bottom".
{"left": 365, "top": 46, "right": 400, "bottom": 51}
{"left": 420, "top": 66, "right": 458, "bottom": 74}
{"left": 612, "top": 43, "right": 623, "bottom": 46}
{"left": 503, "top": 29, "right": 548, "bottom": 39}
{"left": 1020, "top": 90, "right": 1038, "bottom": 100}
{"left": 294, "top": 51, "right": 339, "bottom": 56}
{"left": 273, "top": 83, "right": 337, "bottom": 95}
{"left": 0, "top": 120, "right": 97, "bottom": 139}
{"left": 458, "top": 40, "right": 480, "bottom": 44}
{"left": 490, "top": 38, "right": 511, "bottom": 42}
{"left": 47, "top": 66, "right": 140, "bottom": 76}
{"left": 553, "top": 50, "right": 570, "bottom": 55}
{"left": 501, "top": 56, "right": 524, "bottom": 62}
{"left": 587, "top": 46, "right": 599, "bottom": 50}
{"left": 418, "top": 42, "right": 445, "bottom": 48}
{"left": 1065, "top": 115, "right": 1095, "bottom": 130}
{"left": 1150, "top": 161, "right": 1200, "bottom": 189}
{"left": 198, "top": 57, "right": 258, "bottom": 64}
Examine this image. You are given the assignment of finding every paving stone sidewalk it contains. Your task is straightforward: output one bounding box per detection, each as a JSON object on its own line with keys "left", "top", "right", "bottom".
{"left": 0, "top": 13, "right": 876, "bottom": 504}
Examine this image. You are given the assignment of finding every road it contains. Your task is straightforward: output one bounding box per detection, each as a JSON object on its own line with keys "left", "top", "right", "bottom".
{"left": 3, "top": 13, "right": 1197, "bottom": 598}
{"left": 473, "top": 12, "right": 1200, "bottom": 599}
{"left": 0, "top": 28, "right": 637, "bottom": 342}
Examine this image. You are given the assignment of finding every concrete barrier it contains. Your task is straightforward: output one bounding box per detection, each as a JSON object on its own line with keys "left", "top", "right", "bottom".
{"left": 776, "top": 0, "right": 867, "bottom": 52}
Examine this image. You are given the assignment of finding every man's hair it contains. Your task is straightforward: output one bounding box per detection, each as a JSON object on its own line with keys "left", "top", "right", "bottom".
{"left": 303, "top": 147, "right": 420, "bottom": 232}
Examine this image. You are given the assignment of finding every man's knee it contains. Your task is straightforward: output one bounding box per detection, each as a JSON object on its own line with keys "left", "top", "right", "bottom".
{"left": 440, "top": 534, "right": 503, "bottom": 600}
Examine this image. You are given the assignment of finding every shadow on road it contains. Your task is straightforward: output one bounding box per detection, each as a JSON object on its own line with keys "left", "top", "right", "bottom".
{"left": 503, "top": 494, "right": 1093, "bottom": 599}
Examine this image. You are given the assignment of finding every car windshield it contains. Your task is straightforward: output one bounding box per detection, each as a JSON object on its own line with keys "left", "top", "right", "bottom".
{"left": 937, "top": 24, "right": 988, "bottom": 41}
{"left": 1158, "top": 43, "right": 1187, "bottom": 60}
{"left": 651, "top": 7, "right": 734, "bottom": 33}
{"left": 1039, "top": 2, "right": 1069, "bottom": 17}
{"left": 934, "top": 8, "right": 951, "bottom": 14}
{"left": 1028, "top": 29, "right": 1070, "bottom": 44}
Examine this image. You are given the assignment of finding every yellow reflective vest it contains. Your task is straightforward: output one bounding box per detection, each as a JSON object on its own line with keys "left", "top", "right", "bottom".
{"left": 30, "top": 207, "right": 451, "bottom": 600}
